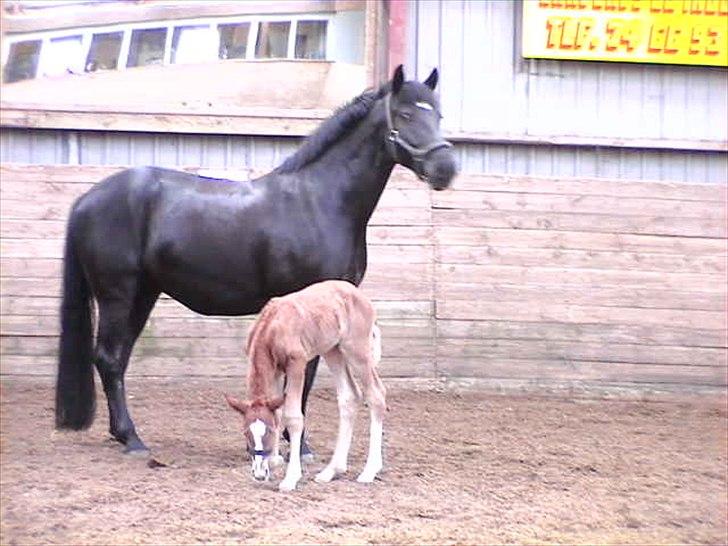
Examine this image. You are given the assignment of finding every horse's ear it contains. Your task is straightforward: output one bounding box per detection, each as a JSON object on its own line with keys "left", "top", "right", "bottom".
{"left": 423, "top": 68, "right": 438, "bottom": 90}
{"left": 266, "top": 396, "right": 285, "bottom": 412}
{"left": 392, "top": 64, "right": 405, "bottom": 94}
{"left": 224, "top": 394, "right": 250, "bottom": 415}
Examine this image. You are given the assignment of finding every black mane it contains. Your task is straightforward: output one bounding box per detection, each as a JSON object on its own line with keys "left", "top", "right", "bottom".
{"left": 274, "top": 84, "right": 389, "bottom": 174}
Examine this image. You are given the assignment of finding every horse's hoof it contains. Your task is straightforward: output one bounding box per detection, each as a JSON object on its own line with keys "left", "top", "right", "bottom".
{"left": 123, "top": 438, "right": 150, "bottom": 455}
{"left": 278, "top": 479, "right": 298, "bottom": 492}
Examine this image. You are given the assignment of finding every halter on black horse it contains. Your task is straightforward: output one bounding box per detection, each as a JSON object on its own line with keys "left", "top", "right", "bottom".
{"left": 383, "top": 93, "right": 453, "bottom": 181}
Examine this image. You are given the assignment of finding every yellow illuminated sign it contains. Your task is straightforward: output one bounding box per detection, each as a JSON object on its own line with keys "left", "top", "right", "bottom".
{"left": 522, "top": 0, "right": 728, "bottom": 66}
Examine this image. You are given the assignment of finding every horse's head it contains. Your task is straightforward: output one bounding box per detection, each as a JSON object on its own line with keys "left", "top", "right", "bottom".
{"left": 224, "top": 394, "right": 284, "bottom": 481}
{"left": 384, "top": 65, "right": 457, "bottom": 191}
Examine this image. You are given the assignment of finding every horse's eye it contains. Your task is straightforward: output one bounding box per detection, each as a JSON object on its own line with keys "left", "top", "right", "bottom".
{"left": 398, "top": 112, "right": 412, "bottom": 121}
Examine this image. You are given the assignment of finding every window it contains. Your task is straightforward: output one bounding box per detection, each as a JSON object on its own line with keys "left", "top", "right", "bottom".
{"left": 3, "top": 40, "right": 41, "bottom": 83}
{"left": 85, "top": 32, "right": 123, "bottom": 72}
{"left": 126, "top": 28, "right": 167, "bottom": 68}
{"left": 41, "top": 35, "right": 84, "bottom": 77}
{"left": 2, "top": 13, "right": 335, "bottom": 83}
{"left": 218, "top": 22, "right": 250, "bottom": 60}
{"left": 255, "top": 21, "right": 290, "bottom": 59}
{"left": 171, "top": 25, "right": 217, "bottom": 64}
{"left": 295, "top": 20, "right": 327, "bottom": 59}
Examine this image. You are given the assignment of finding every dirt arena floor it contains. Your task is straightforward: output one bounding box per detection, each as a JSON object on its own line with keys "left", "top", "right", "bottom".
{"left": 1, "top": 377, "right": 726, "bottom": 545}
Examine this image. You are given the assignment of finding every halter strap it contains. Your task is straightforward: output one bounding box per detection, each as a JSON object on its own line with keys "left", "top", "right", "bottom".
{"left": 384, "top": 93, "right": 452, "bottom": 170}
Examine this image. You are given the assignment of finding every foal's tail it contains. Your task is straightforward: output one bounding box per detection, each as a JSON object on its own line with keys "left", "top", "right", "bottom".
{"left": 55, "top": 215, "right": 96, "bottom": 430}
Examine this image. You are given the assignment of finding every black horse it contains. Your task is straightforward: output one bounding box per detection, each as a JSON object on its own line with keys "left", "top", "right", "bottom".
{"left": 55, "top": 65, "right": 457, "bottom": 454}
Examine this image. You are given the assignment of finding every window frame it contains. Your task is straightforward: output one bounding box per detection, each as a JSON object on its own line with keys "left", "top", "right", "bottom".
{"left": 1, "top": 12, "right": 334, "bottom": 80}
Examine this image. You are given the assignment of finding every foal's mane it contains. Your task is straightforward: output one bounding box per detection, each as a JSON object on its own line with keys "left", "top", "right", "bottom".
{"left": 274, "top": 84, "right": 389, "bottom": 174}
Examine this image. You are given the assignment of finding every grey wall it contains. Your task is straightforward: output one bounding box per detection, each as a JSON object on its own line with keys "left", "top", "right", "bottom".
{"left": 409, "top": 0, "right": 728, "bottom": 143}
{"left": 406, "top": 0, "right": 728, "bottom": 184}
{"left": 2, "top": 127, "right": 726, "bottom": 184}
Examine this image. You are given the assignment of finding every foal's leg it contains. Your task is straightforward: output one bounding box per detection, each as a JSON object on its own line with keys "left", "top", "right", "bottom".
{"left": 283, "top": 355, "right": 319, "bottom": 461}
{"left": 357, "top": 367, "right": 386, "bottom": 483}
{"left": 315, "top": 349, "right": 356, "bottom": 483}
{"left": 279, "top": 361, "right": 306, "bottom": 492}
{"left": 343, "top": 334, "right": 386, "bottom": 483}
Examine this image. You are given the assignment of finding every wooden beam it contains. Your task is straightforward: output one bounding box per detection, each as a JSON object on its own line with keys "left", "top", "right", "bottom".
{"left": 2, "top": 1, "right": 358, "bottom": 34}
{"left": 387, "top": 0, "right": 408, "bottom": 74}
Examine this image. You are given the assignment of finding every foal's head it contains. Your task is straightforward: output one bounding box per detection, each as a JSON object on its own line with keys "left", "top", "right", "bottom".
{"left": 225, "top": 394, "right": 284, "bottom": 481}
{"left": 384, "top": 65, "right": 458, "bottom": 191}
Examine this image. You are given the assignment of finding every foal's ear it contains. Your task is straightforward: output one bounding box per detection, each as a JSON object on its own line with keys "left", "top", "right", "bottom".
{"left": 266, "top": 396, "right": 285, "bottom": 412}
{"left": 224, "top": 394, "right": 250, "bottom": 415}
{"left": 423, "top": 68, "right": 438, "bottom": 90}
{"left": 392, "top": 64, "right": 405, "bottom": 94}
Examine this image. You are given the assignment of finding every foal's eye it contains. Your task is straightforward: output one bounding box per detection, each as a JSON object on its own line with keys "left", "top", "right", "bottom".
{"left": 398, "top": 111, "right": 412, "bottom": 121}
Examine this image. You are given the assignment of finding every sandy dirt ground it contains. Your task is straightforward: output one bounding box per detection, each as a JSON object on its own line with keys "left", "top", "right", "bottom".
{"left": 1, "top": 377, "right": 726, "bottom": 545}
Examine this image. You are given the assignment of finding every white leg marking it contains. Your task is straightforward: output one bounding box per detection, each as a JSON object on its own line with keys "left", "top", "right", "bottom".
{"left": 315, "top": 361, "right": 355, "bottom": 483}
{"left": 357, "top": 412, "right": 383, "bottom": 483}
{"left": 279, "top": 416, "right": 303, "bottom": 492}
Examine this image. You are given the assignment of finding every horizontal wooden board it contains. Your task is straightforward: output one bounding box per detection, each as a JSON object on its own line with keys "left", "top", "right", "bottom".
{"left": 435, "top": 338, "right": 727, "bottom": 367}
{"left": 0, "top": 334, "right": 434, "bottom": 360}
{"left": 436, "top": 319, "right": 728, "bottom": 348}
{"left": 435, "top": 299, "right": 727, "bottom": 330}
{"left": 436, "top": 283, "right": 726, "bottom": 312}
{"left": 0, "top": 355, "right": 436, "bottom": 379}
{"left": 436, "top": 357, "right": 727, "bottom": 387}
{"left": 0, "top": 314, "right": 433, "bottom": 341}
{"left": 448, "top": 174, "right": 728, "bottom": 203}
{"left": 436, "top": 263, "right": 726, "bottom": 292}
{"left": 432, "top": 208, "right": 726, "bottom": 238}
{"left": 434, "top": 226, "right": 728, "bottom": 255}
{"left": 431, "top": 190, "right": 726, "bottom": 219}
{"left": 436, "top": 245, "right": 727, "bottom": 274}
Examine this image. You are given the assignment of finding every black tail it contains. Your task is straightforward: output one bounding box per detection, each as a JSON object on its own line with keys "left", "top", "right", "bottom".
{"left": 55, "top": 216, "right": 96, "bottom": 430}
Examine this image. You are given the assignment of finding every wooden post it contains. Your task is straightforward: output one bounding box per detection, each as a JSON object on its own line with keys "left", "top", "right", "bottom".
{"left": 387, "top": 0, "right": 408, "bottom": 76}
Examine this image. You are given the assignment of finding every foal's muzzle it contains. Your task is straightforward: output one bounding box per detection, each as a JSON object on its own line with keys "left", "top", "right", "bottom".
{"left": 251, "top": 455, "right": 270, "bottom": 481}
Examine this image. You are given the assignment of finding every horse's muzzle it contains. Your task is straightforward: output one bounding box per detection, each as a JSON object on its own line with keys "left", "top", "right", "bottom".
{"left": 422, "top": 147, "right": 458, "bottom": 190}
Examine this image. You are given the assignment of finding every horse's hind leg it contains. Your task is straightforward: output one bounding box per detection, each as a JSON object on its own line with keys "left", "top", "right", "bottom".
{"left": 95, "top": 285, "right": 158, "bottom": 453}
{"left": 314, "top": 349, "right": 356, "bottom": 483}
{"left": 342, "top": 333, "right": 386, "bottom": 484}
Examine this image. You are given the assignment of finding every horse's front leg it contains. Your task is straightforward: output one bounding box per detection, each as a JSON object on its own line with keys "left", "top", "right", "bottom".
{"left": 279, "top": 363, "right": 306, "bottom": 492}
{"left": 283, "top": 355, "right": 319, "bottom": 461}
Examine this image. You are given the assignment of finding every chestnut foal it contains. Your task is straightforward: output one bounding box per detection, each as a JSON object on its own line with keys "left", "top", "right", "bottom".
{"left": 225, "top": 280, "right": 385, "bottom": 491}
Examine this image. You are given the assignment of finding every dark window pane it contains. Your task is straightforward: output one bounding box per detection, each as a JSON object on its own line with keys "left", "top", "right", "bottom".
{"left": 171, "top": 25, "right": 216, "bottom": 64}
{"left": 3, "top": 40, "right": 41, "bottom": 83}
{"left": 85, "top": 32, "right": 123, "bottom": 72}
{"left": 218, "top": 22, "right": 250, "bottom": 59}
{"left": 295, "top": 20, "right": 327, "bottom": 60}
{"left": 255, "top": 21, "right": 290, "bottom": 59}
{"left": 127, "top": 28, "right": 167, "bottom": 68}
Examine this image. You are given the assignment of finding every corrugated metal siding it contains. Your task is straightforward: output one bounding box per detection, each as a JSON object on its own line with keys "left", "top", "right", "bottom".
{"left": 0, "top": 129, "right": 303, "bottom": 171}
{"left": 409, "top": 0, "right": 728, "bottom": 144}
{"left": 1, "top": 128, "right": 727, "bottom": 183}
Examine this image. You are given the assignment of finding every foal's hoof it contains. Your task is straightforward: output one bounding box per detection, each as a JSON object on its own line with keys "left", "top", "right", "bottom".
{"left": 300, "top": 441, "right": 315, "bottom": 463}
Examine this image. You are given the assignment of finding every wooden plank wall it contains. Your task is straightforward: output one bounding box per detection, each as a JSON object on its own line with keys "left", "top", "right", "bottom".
{"left": 1, "top": 163, "right": 726, "bottom": 390}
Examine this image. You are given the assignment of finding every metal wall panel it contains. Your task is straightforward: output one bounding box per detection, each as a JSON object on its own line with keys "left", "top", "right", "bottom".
{"left": 1, "top": 128, "right": 726, "bottom": 184}
{"left": 409, "top": 0, "right": 728, "bottom": 145}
